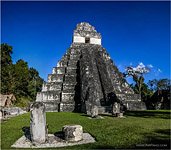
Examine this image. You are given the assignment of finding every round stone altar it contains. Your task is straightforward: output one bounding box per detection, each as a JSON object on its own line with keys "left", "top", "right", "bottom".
{"left": 62, "top": 125, "right": 83, "bottom": 142}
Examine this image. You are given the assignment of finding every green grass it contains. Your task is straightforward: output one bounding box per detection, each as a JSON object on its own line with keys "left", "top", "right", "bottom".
{"left": 1, "top": 110, "right": 170, "bottom": 149}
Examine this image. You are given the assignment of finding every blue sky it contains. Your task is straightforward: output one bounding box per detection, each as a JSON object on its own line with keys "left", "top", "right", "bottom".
{"left": 2, "top": 1, "right": 170, "bottom": 83}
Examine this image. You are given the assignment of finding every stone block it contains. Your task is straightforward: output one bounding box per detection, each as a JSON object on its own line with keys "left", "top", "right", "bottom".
{"left": 112, "top": 102, "right": 120, "bottom": 115}
{"left": 90, "top": 37, "right": 101, "bottom": 45}
{"left": 62, "top": 125, "right": 83, "bottom": 142}
{"left": 30, "top": 102, "right": 47, "bottom": 144}
{"left": 57, "top": 67, "right": 65, "bottom": 74}
{"left": 90, "top": 105, "right": 98, "bottom": 118}
{"left": 67, "top": 60, "right": 78, "bottom": 67}
{"left": 63, "top": 84, "right": 76, "bottom": 90}
{"left": 41, "top": 91, "right": 61, "bottom": 101}
{"left": 44, "top": 101, "right": 59, "bottom": 112}
{"left": 64, "top": 75, "right": 76, "bottom": 83}
{"left": 117, "top": 112, "right": 124, "bottom": 118}
{"left": 62, "top": 88, "right": 75, "bottom": 93}
{"left": 52, "top": 67, "right": 65, "bottom": 74}
{"left": 48, "top": 74, "right": 64, "bottom": 82}
{"left": 42, "top": 82, "right": 62, "bottom": 91}
{"left": 66, "top": 68, "right": 77, "bottom": 75}
{"left": 36, "top": 92, "right": 43, "bottom": 101}
{"left": 70, "top": 54, "right": 80, "bottom": 60}
{"left": 61, "top": 93, "right": 75, "bottom": 102}
{"left": 73, "top": 36, "right": 85, "bottom": 44}
{"left": 123, "top": 101, "right": 146, "bottom": 110}
{"left": 57, "top": 60, "right": 68, "bottom": 67}
{"left": 59, "top": 103, "right": 75, "bottom": 112}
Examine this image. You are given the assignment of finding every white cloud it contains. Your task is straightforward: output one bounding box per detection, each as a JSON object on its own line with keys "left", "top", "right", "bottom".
{"left": 126, "top": 62, "right": 150, "bottom": 75}
{"left": 157, "top": 68, "right": 162, "bottom": 73}
{"left": 129, "top": 62, "right": 133, "bottom": 66}
{"left": 138, "top": 62, "right": 145, "bottom": 68}
{"left": 147, "top": 64, "right": 153, "bottom": 68}
{"left": 133, "top": 62, "right": 149, "bottom": 74}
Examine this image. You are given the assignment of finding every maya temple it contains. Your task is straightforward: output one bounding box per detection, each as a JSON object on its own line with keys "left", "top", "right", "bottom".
{"left": 36, "top": 22, "right": 146, "bottom": 113}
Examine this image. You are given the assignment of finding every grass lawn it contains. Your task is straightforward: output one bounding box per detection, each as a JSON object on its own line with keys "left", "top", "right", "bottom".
{"left": 1, "top": 110, "right": 170, "bottom": 149}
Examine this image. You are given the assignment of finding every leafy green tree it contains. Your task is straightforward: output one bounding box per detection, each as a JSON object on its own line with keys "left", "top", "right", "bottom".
{"left": 148, "top": 79, "right": 158, "bottom": 91}
{"left": 141, "top": 83, "right": 153, "bottom": 101}
{"left": 148, "top": 79, "right": 170, "bottom": 91}
{"left": 28, "top": 68, "right": 43, "bottom": 100}
{"left": 147, "top": 78, "right": 170, "bottom": 109}
{"left": 1, "top": 43, "right": 13, "bottom": 66}
{"left": 13, "top": 59, "right": 29, "bottom": 96}
{"left": 1, "top": 43, "right": 13, "bottom": 94}
{"left": 1, "top": 43, "right": 43, "bottom": 107}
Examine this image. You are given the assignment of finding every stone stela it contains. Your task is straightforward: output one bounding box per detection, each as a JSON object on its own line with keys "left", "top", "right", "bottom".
{"left": 36, "top": 22, "right": 146, "bottom": 114}
{"left": 30, "top": 102, "right": 47, "bottom": 144}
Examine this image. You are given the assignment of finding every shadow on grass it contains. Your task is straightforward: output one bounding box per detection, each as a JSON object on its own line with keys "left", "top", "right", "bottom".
{"left": 22, "top": 126, "right": 31, "bottom": 141}
{"left": 125, "top": 111, "right": 170, "bottom": 119}
{"left": 135, "top": 129, "right": 170, "bottom": 149}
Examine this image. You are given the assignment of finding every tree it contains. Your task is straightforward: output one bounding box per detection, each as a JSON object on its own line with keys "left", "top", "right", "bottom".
{"left": 1, "top": 44, "right": 13, "bottom": 94}
{"left": 28, "top": 68, "right": 43, "bottom": 100}
{"left": 124, "top": 63, "right": 150, "bottom": 95}
{"left": 147, "top": 79, "right": 158, "bottom": 91}
{"left": 0, "top": 43, "right": 43, "bottom": 107}
{"left": 148, "top": 78, "right": 171, "bottom": 109}
{"left": 157, "top": 79, "right": 170, "bottom": 90}
{"left": 13, "top": 59, "right": 29, "bottom": 96}
{"left": 148, "top": 79, "right": 171, "bottom": 91}
{"left": 1, "top": 43, "right": 13, "bottom": 66}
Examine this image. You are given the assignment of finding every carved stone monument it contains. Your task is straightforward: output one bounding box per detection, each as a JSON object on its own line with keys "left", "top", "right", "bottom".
{"left": 112, "top": 102, "right": 120, "bottom": 116}
{"left": 36, "top": 22, "right": 146, "bottom": 113}
{"left": 30, "top": 102, "right": 47, "bottom": 144}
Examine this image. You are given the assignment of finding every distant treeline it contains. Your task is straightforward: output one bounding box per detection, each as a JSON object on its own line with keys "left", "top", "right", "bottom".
{"left": 1, "top": 43, "right": 43, "bottom": 107}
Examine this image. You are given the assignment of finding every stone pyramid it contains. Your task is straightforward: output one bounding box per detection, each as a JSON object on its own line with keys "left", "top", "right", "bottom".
{"left": 36, "top": 22, "right": 146, "bottom": 113}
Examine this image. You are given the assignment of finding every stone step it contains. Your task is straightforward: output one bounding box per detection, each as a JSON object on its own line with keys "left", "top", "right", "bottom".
{"left": 48, "top": 74, "right": 64, "bottom": 82}
{"left": 62, "top": 88, "right": 75, "bottom": 93}
{"left": 69, "top": 54, "right": 80, "bottom": 60}
{"left": 43, "top": 101, "right": 60, "bottom": 112}
{"left": 64, "top": 75, "right": 77, "bottom": 83}
{"left": 52, "top": 67, "right": 65, "bottom": 74}
{"left": 42, "top": 82, "right": 63, "bottom": 91}
{"left": 70, "top": 48, "right": 80, "bottom": 55}
{"left": 57, "top": 60, "right": 68, "bottom": 67}
{"left": 66, "top": 68, "right": 77, "bottom": 75}
{"left": 67, "top": 60, "right": 78, "bottom": 67}
{"left": 63, "top": 84, "right": 76, "bottom": 90}
{"left": 98, "top": 106, "right": 112, "bottom": 114}
{"left": 59, "top": 102, "right": 75, "bottom": 112}
{"left": 41, "top": 91, "right": 61, "bottom": 101}
{"left": 63, "top": 83, "right": 77, "bottom": 91}
{"left": 61, "top": 93, "right": 75, "bottom": 103}
{"left": 116, "top": 93, "right": 141, "bottom": 101}
{"left": 122, "top": 101, "right": 146, "bottom": 110}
